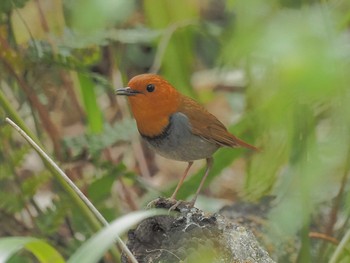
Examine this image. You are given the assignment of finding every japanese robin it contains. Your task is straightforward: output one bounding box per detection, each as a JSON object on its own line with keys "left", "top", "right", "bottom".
{"left": 116, "top": 74, "right": 257, "bottom": 206}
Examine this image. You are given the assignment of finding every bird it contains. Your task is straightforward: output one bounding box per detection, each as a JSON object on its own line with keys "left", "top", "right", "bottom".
{"left": 116, "top": 74, "right": 257, "bottom": 206}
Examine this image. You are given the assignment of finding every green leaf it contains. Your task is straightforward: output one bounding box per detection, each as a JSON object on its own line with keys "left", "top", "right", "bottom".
{"left": 35, "top": 199, "right": 68, "bottom": 236}
{"left": 63, "top": 119, "right": 137, "bottom": 157}
{"left": 68, "top": 210, "right": 161, "bottom": 263}
{"left": 69, "top": 0, "right": 136, "bottom": 33}
{"left": 0, "top": 0, "right": 29, "bottom": 14}
{"left": 22, "top": 171, "right": 50, "bottom": 198}
{"left": 143, "top": 0, "right": 199, "bottom": 97}
{"left": 77, "top": 73, "right": 103, "bottom": 134}
{"left": 88, "top": 173, "right": 118, "bottom": 203}
{"left": 222, "top": 1, "right": 350, "bottom": 243}
{"left": 0, "top": 237, "right": 65, "bottom": 263}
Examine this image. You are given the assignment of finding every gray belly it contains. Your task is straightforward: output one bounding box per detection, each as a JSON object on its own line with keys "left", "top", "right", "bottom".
{"left": 142, "top": 112, "right": 219, "bottom": 162}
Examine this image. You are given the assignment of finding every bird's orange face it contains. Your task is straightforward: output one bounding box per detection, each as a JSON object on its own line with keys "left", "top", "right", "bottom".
{"left": 116, "top": 74, "right": 180, "bottom": 137}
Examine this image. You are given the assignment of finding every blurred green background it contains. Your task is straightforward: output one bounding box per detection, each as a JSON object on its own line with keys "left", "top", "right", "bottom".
{"left": 1, "top": 0, "right": 350, "bottom": 262}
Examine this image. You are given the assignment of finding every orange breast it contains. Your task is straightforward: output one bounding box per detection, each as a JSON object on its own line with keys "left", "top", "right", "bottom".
{"left": 128, "top": 91, "right": 180, "bottom": 137}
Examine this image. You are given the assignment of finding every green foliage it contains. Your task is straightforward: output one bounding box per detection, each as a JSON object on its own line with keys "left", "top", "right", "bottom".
{"left": 0, "top": 123, "right": 40, "bottom": 214}
{"left": 63, "top": 119, "right": 137, "bottom": 158}
{"left": 221, "top": 1, "right": 350, "bottom": 261}
{"left": 35, "top": 199, "right": 69, "bottom": 236}
{"left": 67, "top": 210, "right": 159, "bottom": 263}
{"left": 87, "top": 163, "right": 128, "bottom": 221}
{"left": 0, "top": 237, "right": 65, "bottom": 263}
{"left": 1, "top": 0, "right": 350, "bottom": 262}
{"left": 0, "top": 0, "right": 29, "bottom": 15}
{"left": 21, "top": 171, "right": 50, "bottom": 199}
{"left": 77, "top": 73, "right": 104, "bottom": 134}
{"left": 144, "top": 0, "right": 198, "bottom": 97}
{"left": 66, "top": 0, "right": 136, "bottom": 33}
{"left": 26, "top": 40, "right": 102, "bottom": 71}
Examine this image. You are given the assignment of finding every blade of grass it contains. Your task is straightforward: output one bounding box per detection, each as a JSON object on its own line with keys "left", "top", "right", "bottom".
{"left": 5, "top": 118, "right": 107, "bottom": 225}
{"left": 0, "top": 237, "right": 64, "bottom": 263}
{"left": 77, "top": 73, "right": 103, "bottom": 134}
{"left": 0, "top": 90, "right": 100, "bottom": 234}
{"left": 68, "top": 210, "right": 162, "bottom": 263}
{"left": 149, "top": 20, "right": 197, "bottom": 74}
{"left": 4, "top": 117, "right": 137, "bottom": 263}
{"left": 0, "top": 87, "right": 39, "bottom": 145}
{"left": 144, "top": 0, "right": 198, "bottom": 97}
{"left": 330, "top": 229, "right": 350, "bottom": 263}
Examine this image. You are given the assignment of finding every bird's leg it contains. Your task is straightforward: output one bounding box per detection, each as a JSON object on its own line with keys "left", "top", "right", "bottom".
{"left": 189, "top": 157, "right": 213, "bottom": 206}
{"left": 170, "top": 161, "right": 193, "bottom": 200}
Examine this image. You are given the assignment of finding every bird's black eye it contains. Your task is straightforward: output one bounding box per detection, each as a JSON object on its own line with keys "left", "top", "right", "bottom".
{"left": 146, "top": 84, "right": 155, "bottom": 92}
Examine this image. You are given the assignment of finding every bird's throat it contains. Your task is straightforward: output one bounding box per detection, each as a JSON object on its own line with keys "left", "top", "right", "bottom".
{"left": 129, "top": 99, "right": 172, "bottom": 137}
{"left": 135, "top": 114, "right": 170, "bottom": 138}
{"left": 127, "top": 89, "right": 180, "bottom": 137}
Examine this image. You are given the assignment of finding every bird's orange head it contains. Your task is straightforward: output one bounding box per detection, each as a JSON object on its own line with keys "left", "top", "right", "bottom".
{"left": 116, "top": 74, "right": 181, "bottom": 137}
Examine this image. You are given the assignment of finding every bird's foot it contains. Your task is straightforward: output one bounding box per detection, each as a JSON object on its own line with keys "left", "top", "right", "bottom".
{"left": 146, "top": 198, "right": 161, "bottom": 209}
{"left": 146, "top": 197, "right": 194, "bottom": 212}
{"left": 168, "top": 200, "right": 183, "bottom": 212}
{"left": 168, "top": 199, "right": 195, "bottom": 212}
{"left": 146, "top": 197, "right": 178, "bottom": 209}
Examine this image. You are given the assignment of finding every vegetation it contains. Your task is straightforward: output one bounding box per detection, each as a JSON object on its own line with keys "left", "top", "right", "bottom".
{"left": 1, "top": 0, "right": 350, "bottom": 262}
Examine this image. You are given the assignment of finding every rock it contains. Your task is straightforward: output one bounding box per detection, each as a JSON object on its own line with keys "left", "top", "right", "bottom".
{"left": 122, "top": 198, "right": 275, "bottom": 263}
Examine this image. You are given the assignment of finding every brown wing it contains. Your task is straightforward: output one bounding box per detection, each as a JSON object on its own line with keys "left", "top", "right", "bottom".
{"left": 178, "top": 96, "right": 257, "bottom": 150}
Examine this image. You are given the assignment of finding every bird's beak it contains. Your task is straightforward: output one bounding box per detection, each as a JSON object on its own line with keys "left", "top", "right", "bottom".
{"left": 115, "top": 87, "right": 141, "bottom": 96}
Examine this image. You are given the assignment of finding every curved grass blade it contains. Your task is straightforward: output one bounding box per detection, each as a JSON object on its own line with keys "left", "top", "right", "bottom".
{"left": 68, "top": 210, "right": 162, "bottom": 263}
{"left": 0, "top": 237, "right": 64, "bottom": 263}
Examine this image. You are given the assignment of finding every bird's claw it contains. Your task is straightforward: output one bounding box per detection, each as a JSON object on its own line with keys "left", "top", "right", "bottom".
{"left": 168, "top": 199, "right": 196, "bottom": 212}
{"left": 146, "top": 197, "right": 178, "bottom": 209}
{"left": 146, "top": 197, "right": 194, "bottom": 212}
{"left": 168, "top": 200, "right": 183, "bottom": 213}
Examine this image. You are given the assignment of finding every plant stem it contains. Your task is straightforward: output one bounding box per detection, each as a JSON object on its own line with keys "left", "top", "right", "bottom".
{"left": 5, "top": 117, "right": 138, "bottom": 263}
{"left": 330, "top": 229, "right": 350, "bottom": 263}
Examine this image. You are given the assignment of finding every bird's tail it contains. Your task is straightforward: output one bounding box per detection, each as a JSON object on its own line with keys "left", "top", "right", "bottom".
{"left": 229, "top": 134, "right": 259, "bottom": 152}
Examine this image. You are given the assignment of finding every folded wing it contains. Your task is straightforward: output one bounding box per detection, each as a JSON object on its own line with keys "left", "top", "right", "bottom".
{"left": 178, "top": 96, "right": 258, "bottom": 151}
